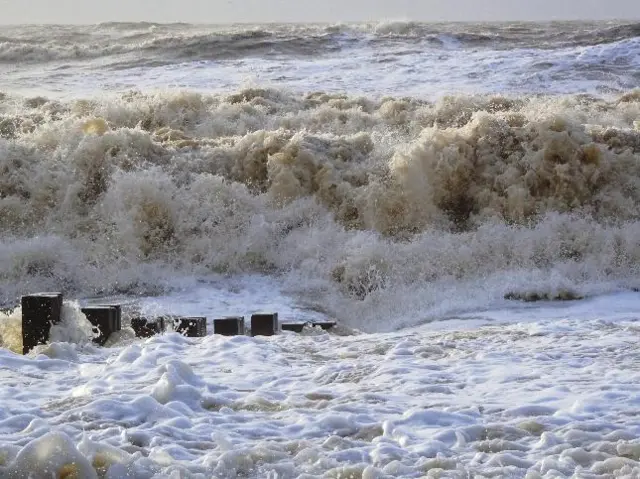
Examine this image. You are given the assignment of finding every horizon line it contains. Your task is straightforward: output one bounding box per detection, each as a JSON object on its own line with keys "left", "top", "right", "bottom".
{"left": 1, "top": 17, "right": 639, "bottom": 26}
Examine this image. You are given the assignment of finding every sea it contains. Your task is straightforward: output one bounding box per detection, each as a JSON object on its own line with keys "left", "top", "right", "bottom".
{"left": 0, "top": 20, "right": 640, "bottom": 478}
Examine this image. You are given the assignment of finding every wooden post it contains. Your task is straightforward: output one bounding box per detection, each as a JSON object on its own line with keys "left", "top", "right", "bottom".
{"left": 313, "top": 321, "right": 337, "bottom": 330}
{"left": 131, "top": 317, "right": 164, "bottom": 338}
{"left": 175, "top": 317, "right": 207, "bottom": 337}
{"left": 81, "top": 306, "right": 120, "bottom": 345}
{"left": 281, "top": 320, "right": 337, "bottom": 333}
{"left": 251, "top": 313, "right": 278, "bottom": 336}
{"left": 96, "top": 304, "right": 121, "bottom": 331}
{"left": 214, "top": 316, "right": 245, "bottom": 336}
{"left": 21, "top": 293, "right": 63, "bottom": 354}
{"left": 281, "top": 322, "right": 309, "bottom": 333}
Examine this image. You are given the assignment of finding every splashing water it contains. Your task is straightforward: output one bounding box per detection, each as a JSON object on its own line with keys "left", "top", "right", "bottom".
{"left": 2, "top": 20, "right": 640, "bottom": 479}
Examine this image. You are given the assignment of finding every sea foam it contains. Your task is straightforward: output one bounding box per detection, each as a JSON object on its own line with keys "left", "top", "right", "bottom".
{"left": 0, "top": 88, "right": 639, "bottom": 332}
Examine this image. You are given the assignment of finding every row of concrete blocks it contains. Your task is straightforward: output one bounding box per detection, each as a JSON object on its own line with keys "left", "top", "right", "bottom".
{"left": 21, "top": 293, "right": 336, "bottom": 355}
{"left": 129, "top": 314, "right": 336, "bottom": 337}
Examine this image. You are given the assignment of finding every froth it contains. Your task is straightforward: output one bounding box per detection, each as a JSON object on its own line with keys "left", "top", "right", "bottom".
{"left": 0, "top": 308, "right": 21, "bottom": 354}
{"left": 0, "top": 302, "right": 95, "bottom": 355}
{"left": 1, "top": 88, "right": 640, "bottom": 331}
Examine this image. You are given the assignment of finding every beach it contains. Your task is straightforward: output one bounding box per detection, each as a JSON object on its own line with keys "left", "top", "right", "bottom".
{"left": 1, "top": 20, "right": 640, "bottom": 477}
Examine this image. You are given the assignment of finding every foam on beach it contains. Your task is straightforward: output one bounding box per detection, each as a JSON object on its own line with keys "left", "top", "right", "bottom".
{"left": 2, "top": 297, "right": 640, "bottom": 477}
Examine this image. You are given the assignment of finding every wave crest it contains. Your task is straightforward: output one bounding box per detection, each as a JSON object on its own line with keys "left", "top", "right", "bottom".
{"left": 1, "top": 88, "right": 640, "bottom": 329}
{"left": 1, "top": 21, "right": 639, "bottom": 65}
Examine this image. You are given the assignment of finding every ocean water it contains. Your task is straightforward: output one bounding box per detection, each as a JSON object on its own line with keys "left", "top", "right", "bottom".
{"left": 1, "top": 20, "right": 640, "bottom": 478}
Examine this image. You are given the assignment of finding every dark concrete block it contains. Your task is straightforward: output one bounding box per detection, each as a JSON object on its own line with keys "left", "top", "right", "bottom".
{"left": 96, "top": 304, "right": 121, "bottom": 330}
{"left": 81, "top": 306, "right": 119, "bottom": 346}
{"left": 313, "top": 321, "right": 337, "bottom": 330}
{"left": 281, "top": 321, "right": 337, "bottom": 333}
{"left": 131, "top": 317, "right": 164, "bottom": 338}
{"left": 175, "top": 317, "right": 207, "bottom": 337}
{"left": 281, "top": 322, "right": 308, "bottom": 333}
{"left": 251, "top": 313, "right": 278, "bottom": 336}
{"left": 21, "top": 293, "right": 63, "bottom": 354}
{"left": 214, "top": 316, "right": 245, "bottom": 336}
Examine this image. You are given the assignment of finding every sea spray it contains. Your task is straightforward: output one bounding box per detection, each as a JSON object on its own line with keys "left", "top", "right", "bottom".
{"left": 0, "top": 301, "right": 96, "bottom": 355}
{"left": 0, "top": 22, "right": 639, "bottom": 64}
{"left": 1, "top": 88, "right": 639, "bottom": 330}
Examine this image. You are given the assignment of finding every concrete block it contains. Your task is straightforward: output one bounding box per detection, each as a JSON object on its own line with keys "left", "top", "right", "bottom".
{"left": 131, "top": 317, "right": 164, "bottom": 338}
{"left": 175, "top": 317, "right": 207, "bottom": 337}
{"left": 251, "top": 313, "right": 278, "bottom": 336}
{"left": 281, "top": 321, "right": 337, "bottom": 333}
{"left": 81, "top": 306, "right": 120, "bottom": 345}
{"left": 21, "top": 293, "right": 63, "bottom": 354}
{"left": 313, "top": 321, "right": 337, "bottom": 330}
{"left": 214, "top": 316, "right": 245, "bottom": 336}
{"left": 281, "top": 322, "right": 308, "bottom": 333}
{"left": 96, "top": 304, "right": 121, "bottom": 330}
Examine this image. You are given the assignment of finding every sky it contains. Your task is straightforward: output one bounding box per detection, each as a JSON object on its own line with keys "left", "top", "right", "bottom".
{"left": 1, "top": 0, "right": 639, "bottom": 24}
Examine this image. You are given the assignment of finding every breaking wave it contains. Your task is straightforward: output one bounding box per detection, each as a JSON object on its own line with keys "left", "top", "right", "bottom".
{"left": 1, "top": 87, "right": 640, "bottom": 330}
{"left": 0, "top": 21, "right": 639, "bottom": 64}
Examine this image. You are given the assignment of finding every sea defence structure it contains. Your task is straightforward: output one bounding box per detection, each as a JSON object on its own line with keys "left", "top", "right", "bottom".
{"left": 131, "top": 317, "right": 166, "bottom": 338}
{"left": 175, "top": 317, "right": 207, "bottom": 337}
{"left": 80, "top": 305, "right": 121, "bottom": 346}
{"left": 213, "top": 316, "right": 245, "bottom": 336}
{"left": 21, "top": 293, "right": 63, "bottom": 354}
{"left": 251, "top": 313, "right": 279, "bottom": 336}
{"left": 19, "top": 293, "right": 336, "bottom": 354}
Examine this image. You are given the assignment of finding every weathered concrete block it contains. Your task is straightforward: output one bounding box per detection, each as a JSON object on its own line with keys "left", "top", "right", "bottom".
{"left": 131, "top": 317, "right": 164, "bottom": 338}
{"left": 281, "top": 322, "right": 308, "bottom": 333}
{"left": 251, "top": 313, "right": 278, "bottom": 336}
{"left": 21, "top": 293, "right": 63, "bottom": 354}
{"left": 81, "top": 306, "right": 120, "bottom": 345}
{"left": 97, "top": 304, "right": 121, "bottom": 330}
{"left": 281, "top": 321, "right": 337, "bottom": 333}
{"left": 175, "top": 317, "right": 207, "bottom": 337}
{"left": 214, "top": 316, "right": 245, "bottom": 336}
{"left": 313, "top": 321, "right": 337, "bottom": 330}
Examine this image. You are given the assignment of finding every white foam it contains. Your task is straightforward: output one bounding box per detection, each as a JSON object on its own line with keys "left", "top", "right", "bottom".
{"left": 1, "top": 23, "right": 638, "bottom": 99}
{"left": 7, "top": 301, "right": 638, "bottom": 476}
{"left": 1, "top": 20, "right": 640, "bottom": 478}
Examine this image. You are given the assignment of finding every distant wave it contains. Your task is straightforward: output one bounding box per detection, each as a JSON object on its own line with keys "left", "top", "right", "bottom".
{"left": 0, "top": 21, "right": 638, "bottom": 65}
{"left": 0, "top": 28, "right": 345, "bottom": 64}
